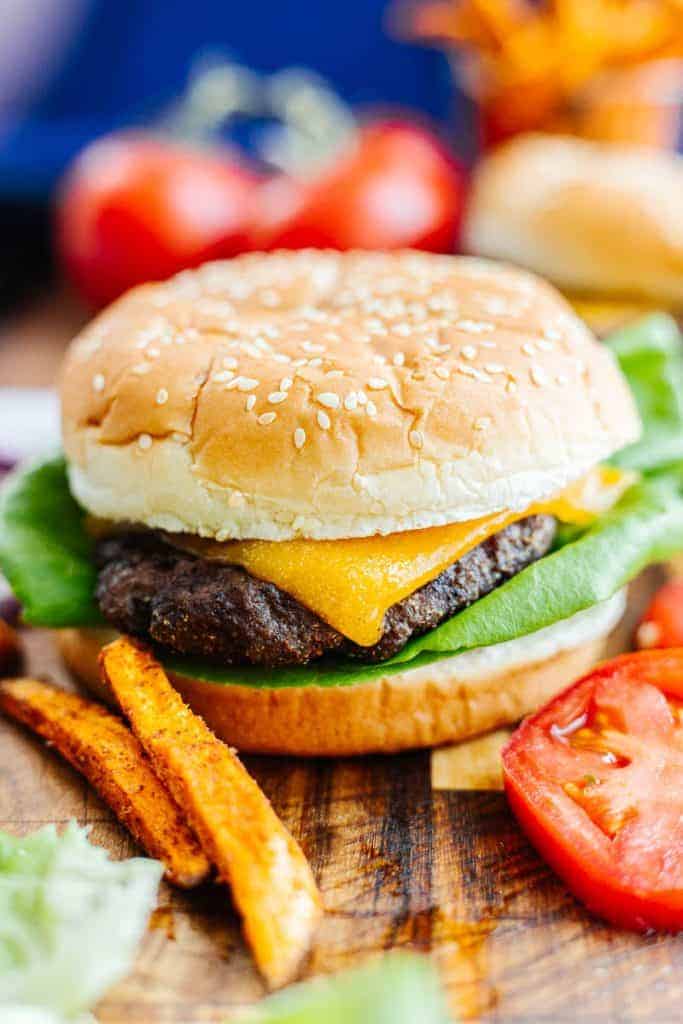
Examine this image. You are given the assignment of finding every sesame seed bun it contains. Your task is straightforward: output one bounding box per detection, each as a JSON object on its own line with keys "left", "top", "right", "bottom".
{"left": 464, "top": 134, "right": 683, "bottom": 308}
{"left": 60, "top": 250, "right": 640, "bottom": 541}
{"left": 56, "top": 588, "right": 624, "bottom": 754}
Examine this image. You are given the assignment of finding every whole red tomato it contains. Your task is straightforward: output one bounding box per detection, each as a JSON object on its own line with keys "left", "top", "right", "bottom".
{"left": 56, "top": 134, "right": 259, "bottom": 308}
{"left": 250, "top": 120, "right": 466, "bottom": 253}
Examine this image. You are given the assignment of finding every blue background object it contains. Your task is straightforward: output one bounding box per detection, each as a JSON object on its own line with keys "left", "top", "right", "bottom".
{"left": 1, "top": 0, "right": 456, "bottom": 199}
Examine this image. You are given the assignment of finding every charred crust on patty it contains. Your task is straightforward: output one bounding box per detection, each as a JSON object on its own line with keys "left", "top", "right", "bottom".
{"left": 94, "top": 515, "right": 556, "bottom": 668}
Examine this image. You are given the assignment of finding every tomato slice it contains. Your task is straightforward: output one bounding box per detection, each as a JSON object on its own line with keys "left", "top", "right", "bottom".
{"left": 502, "top": 649, "right": 683, "bottom": 931}
{"left": 635, "top": 581, "right": 683, "bottom": 650}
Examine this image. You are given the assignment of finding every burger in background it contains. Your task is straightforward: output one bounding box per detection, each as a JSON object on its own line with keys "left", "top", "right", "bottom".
{"left": 463, "top": 132, "right": 683, "bottom": 333}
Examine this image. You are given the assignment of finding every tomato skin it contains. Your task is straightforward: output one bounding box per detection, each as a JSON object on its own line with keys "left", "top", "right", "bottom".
{"left": 56, "top": 134, "right": 259, "bottom": 308}
{"left": 250, "top": 120, "right": 467, "bottom": 253}
{"left": 635, "top": 580, "right": 683, "bottom": 650}
{"left": 503, "top": 650, "right": 683, "bottom": 932}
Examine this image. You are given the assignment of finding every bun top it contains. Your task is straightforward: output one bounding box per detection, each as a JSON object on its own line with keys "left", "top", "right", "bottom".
{"left": 61, "top": 250, "right": 640, "bottom": 540}
{"left": 464, "top": 133, "right": 683, "bottom": 307}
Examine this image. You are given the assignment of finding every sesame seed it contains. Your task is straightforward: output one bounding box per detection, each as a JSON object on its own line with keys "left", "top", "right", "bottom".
{"left": 280, "top": 377, "right": 293, "bottom": 392}
{"left": 480, "top": 296, "right": 509, "bottom": 316}
{"left": 241, "top": 343, "right": 262, "bottom": 359}
{"left": 537, "top": 338, "right": 554, "bottom": 351}
{"left": 434, "top": 366, "right": 449, "bottom": 380}
{"left": 294, "top": 427, "right": 306, "bottom": 449}
{"left": 301, "top": 341, "right": 324, "bottom": 353}
{"left": 317, "top": 392, "right": 340, "bottom": 409}
{"left": 155, "top": 388, "right": 169, "bottom": 405}
{"left": 393, "top": 352, "right": 405, "bottom": 367}
{"left": 245, "top": 395, "right": 256, "bottom": 411}
{"left": 456, "top": 319, "right": 494, "bottom": 334}
{"left": 530, "top": 365, "right": 548, "bottom": 387}
{"left": 326, "top": 369, "right": 344, "bottom": 378}
{"left": 260, "top": 289, "right": 281, "bottom": 307}
{"left": 272, "top": 353, "right": 291, "bottom": 364}
{"left": 506, "top": 380, "right": 518, "bottom": 394}
{"left": 366, "top": 400, "right": 378, "bottom": 417}
{"left": 357, "top": 391, "right": 368, "bottom": 405}
{"left": 317, "top": 410, "right": 331, "bottom": 430}
{"left": 344, "top": 392, "right": 358, "bottom": 411}
{"left": 409, "top": 429, "right": 424, "bottom": 449}
{"left": 474, "top": 417, "right": 491, "bottom": 431}
{"left": 394, "top": 323, "right": 411, "bottom": 337}
{"left": 368, "top": 377, "right": 388, "bottom": 390}
{"left": 147, "top": 347, "right": 160, "bottom": 358}
{"left": 484, "top": 362, "right": 505, "bottom": 374}
{"left": 309, "top": 357, "right": 323, "bottom": 367}
{"left": 237, "top": 377, "right": 259, "bottom": 392}
{"left": 137, "top": 433, "right": 152, "bottom": 451}
{"left": 556, "top": 374, "right": 569, "bottom": 387}
{"left": 522, "top": 342, "right": 535, "bottom": 356}
{"left": 461, "top": 345, "right": 477, "bottom": 361}
{"left": 92, "top": 373, "right": 105, "bottom": 392}
{"left": 222, "top": 356, "right": 238, "bottom": 369}
{"left": 213, "top": 370, "right": 234, "bottom": 383}
{"left": 457, "top": 364, "right": 478, "bottom": 380}
{"left": 258, "top": 412, "right": 277, "bottom": 425}
{"left": 132, "top": 363, "right": 152, "bottom": 375}
{"left": 268, "top": 391, "right": 288, "bottom": 405}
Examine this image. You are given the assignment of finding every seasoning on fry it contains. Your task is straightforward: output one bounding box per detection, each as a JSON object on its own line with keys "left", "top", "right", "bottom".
{"left": 100, "top": 637, "right": 323, "bottom": 990}
{"left": 0, "top": 677, "right": 210, "bottom": 888}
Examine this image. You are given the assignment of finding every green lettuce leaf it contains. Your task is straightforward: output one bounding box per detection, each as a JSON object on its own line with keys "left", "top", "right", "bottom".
{"left": 606, "top": 313, "right": 683, "bottom": 472}
{"left": 0, "top": 458, "right": 102, "bottom": 627}
{"left": 248, "top": 953, "right": 451, "bottom": 1024}
{"left": 0, "top": 821, "right": 162, "bottom": 1019}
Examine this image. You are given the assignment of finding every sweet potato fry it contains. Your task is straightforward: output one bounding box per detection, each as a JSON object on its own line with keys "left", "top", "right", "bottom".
{"left": 0, "top": 677, "right": 210, "bottom": 888}
{"left": 0, "top": 620, "right": 21, "bottom": 677}
{"left": 100, "top": 637, "right": 323, "bottom": 990}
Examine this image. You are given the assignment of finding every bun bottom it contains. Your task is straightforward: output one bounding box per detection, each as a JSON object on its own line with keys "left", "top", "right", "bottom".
{"left": 57, "top": 626, "right": 609, "bottom": 756}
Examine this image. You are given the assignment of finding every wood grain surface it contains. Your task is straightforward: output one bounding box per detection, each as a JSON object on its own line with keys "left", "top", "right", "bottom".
{"left": 2, "top": 572, "right": 683, "bottom": 1023}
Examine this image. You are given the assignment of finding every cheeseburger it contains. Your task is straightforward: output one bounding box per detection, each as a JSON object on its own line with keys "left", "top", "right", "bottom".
{"left": 14, "top": 251, "right": 645, "bottom": 754}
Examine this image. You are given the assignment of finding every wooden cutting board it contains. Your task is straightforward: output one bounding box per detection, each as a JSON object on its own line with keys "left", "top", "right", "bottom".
{"left": 2, "top": 569, "right": 683, "bottom": 1023}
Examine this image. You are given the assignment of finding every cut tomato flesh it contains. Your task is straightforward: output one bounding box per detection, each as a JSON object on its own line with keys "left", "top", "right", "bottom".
{"left": 503, "top": 649, "right": 683, "bottom": 931}
{"left": 636, "top": 581, "right": 683, "bottom": 650}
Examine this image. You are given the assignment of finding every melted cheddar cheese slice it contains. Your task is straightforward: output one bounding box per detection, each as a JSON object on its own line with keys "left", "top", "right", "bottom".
{"left": 171, "top": 465, "right": 634, "bottom": 647}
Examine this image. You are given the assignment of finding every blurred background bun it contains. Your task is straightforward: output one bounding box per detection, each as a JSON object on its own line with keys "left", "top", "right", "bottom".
{"left": 464, "top": 133, "right": 683, "bottom": 309}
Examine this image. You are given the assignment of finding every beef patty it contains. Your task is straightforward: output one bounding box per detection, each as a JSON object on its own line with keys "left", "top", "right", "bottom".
{"left": 95, "top": 515, "right": 556, "bottom": 668}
